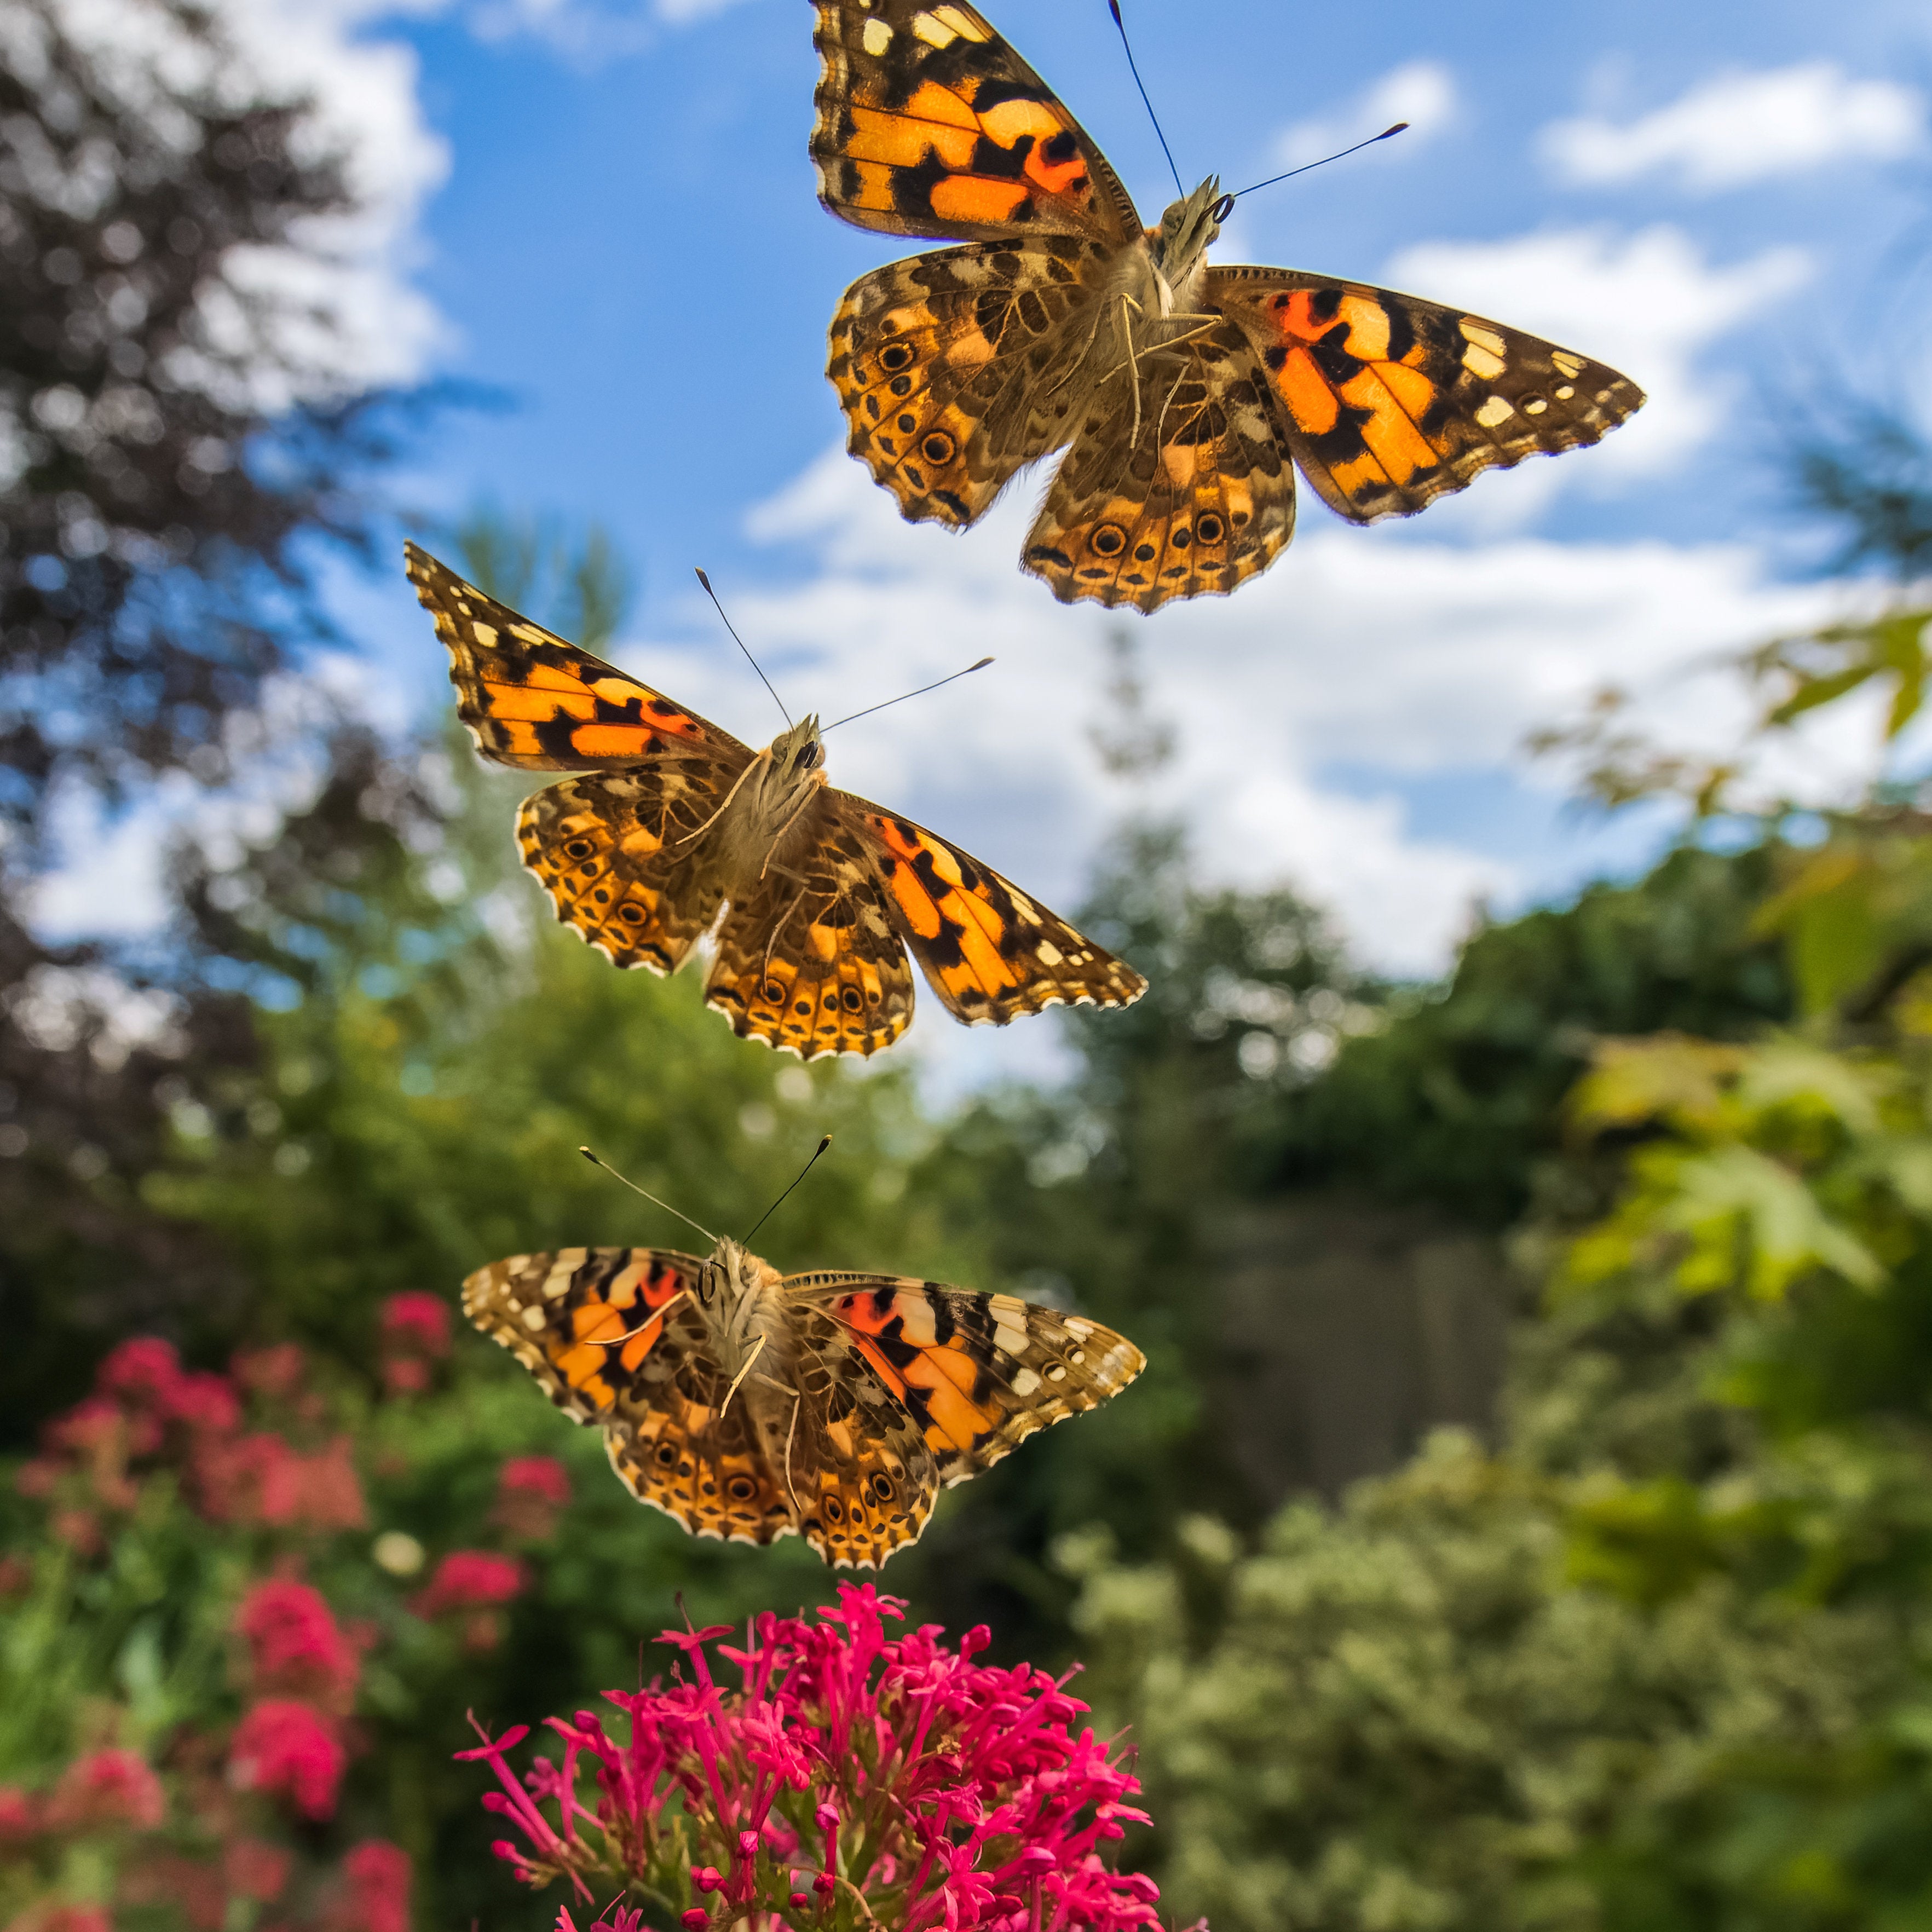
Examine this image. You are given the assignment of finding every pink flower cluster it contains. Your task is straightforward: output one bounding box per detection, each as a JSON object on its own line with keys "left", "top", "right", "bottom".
{"left": 378, "top": 1290, "right": 451, "bottom": 1395}
{"left": 495, "top": 1454, "right": 573, "bottom": 1541}
{"left": 412, "top": 1549, "right": 528, "bottom": 1652}
{"left": 226, "top": 1578, "right": 361, "bottom": 1820}
{"left": 458, "top": 1583, "right": 1179, "bottom": 1932}
{"left": 14, "top": 1337, "right": 366, "bottom": 1544}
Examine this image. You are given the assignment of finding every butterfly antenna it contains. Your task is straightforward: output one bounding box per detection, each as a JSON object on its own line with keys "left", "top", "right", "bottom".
{"left": 1231, "top": 123, "right": 1410, "bottom": 201}
{"left": 695, "top": 566, "right": 791, "bottom": 728}
{"left": 823, "top": 658, "right": 994, "bottom": 733}
{"left": 1105, "top": 0, "right": 1183, "bottom": 200}
{"left": 743, "top": 1135, "right": 833, "bottom": 1246}
{"left": 580, "top": 1146, "right": 719, "bottom": 1244}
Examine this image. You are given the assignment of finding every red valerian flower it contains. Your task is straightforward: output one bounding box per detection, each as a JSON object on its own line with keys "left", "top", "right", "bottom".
{"left": 413, "top": 1550, "right": 527, "bottom": 1653}
{"left": 45, "top": 1749, "right": 165, "bottom": 1833}
{"left": 228, "top": 1700, "right": 347, "bottom": 1821}
{"left": 494, "top": 1456, "right": 572, "bottom": 1541}
{"left": 319, "top": 1838, "right": 413, "bottom": 1932}
{"left": 378, "top": 1292, "right": 451, "bottom": 1395}
{"left": 457, "top": 1584, "right": 1179, "bottom": 1932}
{"left": 235, "top": 1579, "right": 361, "bottom": 1708}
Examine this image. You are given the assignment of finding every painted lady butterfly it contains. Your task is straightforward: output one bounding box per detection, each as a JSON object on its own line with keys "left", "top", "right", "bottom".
{"left": 811, "top": 0, "right": 1646, "bottom": 613}
{"left": 464, "top": 1237, "right": 1144, "bottom": 1568}
{"left": 407, "top": 544, "right": 1145, "bottom": 1058}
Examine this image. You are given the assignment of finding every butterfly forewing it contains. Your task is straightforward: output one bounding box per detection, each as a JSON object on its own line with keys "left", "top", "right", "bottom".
{"left": 792, "top": 1271, "right": 1146, "bottom": 1485}
{"left": 1209, "top": 269, "right": 1647, "bottom": 524}
{"left": 811, "top": 0, "right": 1136, "bottom": 245}
{"left": 406, "top": 544, "right": 744, "bottom": 771}
{"left": 847, "top": 799, "right": 1146, "bottom": 1024}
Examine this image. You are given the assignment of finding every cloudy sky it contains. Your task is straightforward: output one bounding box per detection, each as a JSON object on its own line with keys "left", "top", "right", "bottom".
{"left": 38, "top": 0, "right": 1932, "bottom": 1085}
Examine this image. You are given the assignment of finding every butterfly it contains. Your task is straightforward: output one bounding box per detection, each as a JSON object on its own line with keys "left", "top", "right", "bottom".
{"left": 406, "top": 543, "right": 1145, "bottom": 1057}
{"left": 464, "top": 1236, "right": 1144, "bottom": 1567}
{"left": 810, "top": 0, "right": 1646, "bottom": 614}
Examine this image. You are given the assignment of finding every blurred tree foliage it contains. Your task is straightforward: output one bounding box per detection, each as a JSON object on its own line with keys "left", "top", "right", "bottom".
{"left": 1065, "top": 419, "right": 1932, "bottom": 1927}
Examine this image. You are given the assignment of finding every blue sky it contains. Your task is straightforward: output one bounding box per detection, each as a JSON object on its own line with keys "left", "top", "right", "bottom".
{"left": 36, "top": 0, "right": 1932, "bottom": 1086}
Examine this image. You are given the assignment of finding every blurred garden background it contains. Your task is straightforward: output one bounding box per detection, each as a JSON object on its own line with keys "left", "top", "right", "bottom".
{"left": 7, "top": 0, "right": 1932, "bottom": 1927}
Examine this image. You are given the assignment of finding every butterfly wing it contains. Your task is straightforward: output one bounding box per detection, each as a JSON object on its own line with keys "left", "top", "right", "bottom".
{"left": 701, "top": 799, "right": 916, "bottom": 1059}
{"left": 517, "top": 771, "right": 743, "bottom": 976}
{"left": 811, "top": 0, "right": 1136, "bottom": 245}
{"left": 405, "top": 543, "right": 746, "bottom": 771}
{"left": 752, "top": 1301, "right": 943, "bottom": 1569}
{"left": 463, "top": 1248, "right": 799, "bottom": 1548}
{"left": 1207, "top": 269, "right": 1645, "bottom": 523}
{"left": 1022, "top": 321, "right": 1297, "bottom": 612}
{"left": 829, "top": 237, "right": 1111, "bottom": 531}
{"left": 406, "top": 544, "right": 758, "bottom": 976}
{"left": 840, "top": 797, "right": 1146, "bottom": 1024}
{"left": 791, "top": 1272, "right": 1146, "bottom": 1489}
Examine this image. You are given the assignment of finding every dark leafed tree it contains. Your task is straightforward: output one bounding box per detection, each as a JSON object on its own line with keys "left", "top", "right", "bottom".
{"left": 0, "top": 0, "right": 428, "bottom": 846}
{"left": 0, "top": 0, "right": 440, "bottom": 1433}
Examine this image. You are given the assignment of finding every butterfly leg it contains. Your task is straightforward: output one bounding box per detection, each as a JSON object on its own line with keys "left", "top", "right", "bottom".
{"left": 759, "top": 789, "right": 826, "bottom": 880}
{"left": 676, "top": 752, "right": 765, "bottom": 849}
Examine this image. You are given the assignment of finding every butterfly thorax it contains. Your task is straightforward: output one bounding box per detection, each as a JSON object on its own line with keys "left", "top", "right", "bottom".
{"left": 696, "top": 714, "right": 829, "bottom": 885}
{"left": 697, "top": 1236, "right": 791, "bottom": 1382}
{"left": 1118, "top": 177, "right": 1225, "bottom": 329}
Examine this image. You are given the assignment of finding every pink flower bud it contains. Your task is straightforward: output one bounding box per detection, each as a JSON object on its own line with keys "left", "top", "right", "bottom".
{"left": 1017, "top": 1848, "right": 1057, "bottom": 1877}
{"left": 814, "top": 1873, "right": 836, "bottom": 1895}
{"left": 737, "top": 1830, "right": 758, "bottom": 1860}
{"left": 692, "top": 1866, "right": 723, "bottom": 1894}
{"left": 814, "top": 1802, "right": 839, "bottom": 1831}
{"left": 789, "top": 1894, "right": 809, "bottom": 1911}
{"left": 680, "top": 1913, "right": 710, "bottom": 1931}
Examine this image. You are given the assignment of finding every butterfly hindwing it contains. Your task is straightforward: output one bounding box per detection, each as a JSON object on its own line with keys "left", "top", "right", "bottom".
{"left": 828, "top": 237, "right": 1108, "bottom": 530}
{"left": 850, "top": 801, "right": 1146, "bottom": 1024}
{"left": 794, "top": 1272, "right": 1146, "bottom": 1486}
{"left": 405, "top": 544, "right": 741, "bottom": 771}
{"left": 811, "top": 0, "right": 1135, "bottom": 245}
{"left": 702, "top": 799, "right": 916, "bottom": 1060}
{"left": 1209, "top": 269, "right": 1646, "bottom": 523}
{"left": 518, "top": 769, "right": 742, "bottom": 976}
{"left": 1022, "top": 320, "right": 1297, "bottom": 612}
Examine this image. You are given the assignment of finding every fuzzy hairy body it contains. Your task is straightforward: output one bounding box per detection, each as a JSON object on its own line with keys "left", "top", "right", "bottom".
{"left": 463, "top": 1236, "right": 1146, "bottom": 1567}
{"left": 407, "top": 544, "right": 1145, "bottom": 1059}
{"left": 811, "top": 0, "right": 1645, "bottom": 612}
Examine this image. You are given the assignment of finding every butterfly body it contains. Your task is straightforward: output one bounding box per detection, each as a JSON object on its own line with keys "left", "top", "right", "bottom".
{"left": 463, "top": 1237, "right": 1145, "bottom": 1567}
{"left": 811, "top": 0, "right": 1646, "bottom": 613}
{"left": 407, "top": 544, "right": 1145, "bottom": 1057}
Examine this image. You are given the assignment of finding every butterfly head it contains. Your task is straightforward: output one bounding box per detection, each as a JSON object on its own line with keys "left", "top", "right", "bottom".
{"left": 1148, "top": 177, "right": 1232, "bottom": 308}
{"left": 768, "top": 715, "right": 828, "bottom": 778}
{"left": 697, "top": 1236, "right": 766, "bottom": 1311}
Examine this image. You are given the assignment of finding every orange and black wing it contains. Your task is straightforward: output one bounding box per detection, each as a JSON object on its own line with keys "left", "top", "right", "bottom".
{"left": 405, "top": 543, "right": 746, "bottom": 771}
{"left": 811, "top": 0, "right": 1137, "bottom": 245}
{"left": 463, "top": 1247, "right": 798, "bottom": 1548}
{"left": 840, "top": 796, "right": 1145, "bottom": 1025}
{"left": 792, "top": 1272, "right": 1145, "bottom": 1488}
{"left": 1208, "top": 270, "right": 1644, "bottom": 524}
{"left": 702, "top": 805, "right": 916, "bottom": 1060}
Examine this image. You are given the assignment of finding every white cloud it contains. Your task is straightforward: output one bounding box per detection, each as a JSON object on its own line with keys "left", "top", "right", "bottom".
{"left": 703, "top": 448, "right": 1850, "bottom": 983}
{"left": 1266, "top": 60, "right": 1458, "bottom": 177}
{"left": 1541, "top": 62, "right": 1926, "bottom": 193}
{"left": 1385, "top": 225, "right": 1809, "bottom": 483}
{"left": 14, "top": 0, "right": 452, "bottom": 407}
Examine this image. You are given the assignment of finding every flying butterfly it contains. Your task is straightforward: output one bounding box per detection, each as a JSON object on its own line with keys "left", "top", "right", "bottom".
{"left": 464, "top": 1144, "right": 1145, "bottom": 1568}
{"left": 406, "top": 543, "right": 1144, "bottom": 1057}
{"left": 810, "top": 0, "right": 1645, "bottom": 613}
